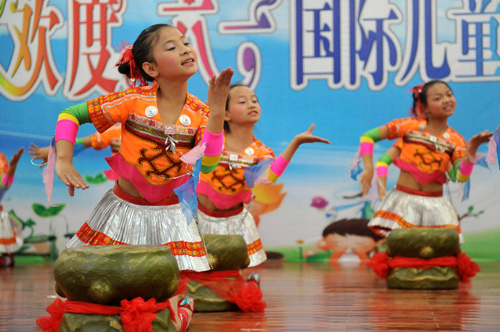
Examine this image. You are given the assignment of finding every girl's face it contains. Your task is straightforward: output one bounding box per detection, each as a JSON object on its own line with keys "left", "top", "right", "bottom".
{"left": 147, "top": 27, "right": 198, "bottom": 80}
{"left": 423, "top": 83, "right": 456, "bottom": 120}
{"left": 225, "top": 86, "right": 261, "bottom": 126}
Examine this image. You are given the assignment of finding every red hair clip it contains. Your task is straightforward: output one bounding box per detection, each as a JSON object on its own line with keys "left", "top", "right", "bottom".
{"left": 115, "top": 40, "right": 146, "bottom": 87}
{"left": 407, "top": 83, "right": 425, "bottom": 118}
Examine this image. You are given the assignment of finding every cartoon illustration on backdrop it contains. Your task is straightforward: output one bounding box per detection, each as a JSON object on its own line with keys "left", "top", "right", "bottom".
{"left": 312, "top": 194, "right": 384, "bottom": 263}
{"left": 9, "top": 203, "right": 69, "bottom": 260}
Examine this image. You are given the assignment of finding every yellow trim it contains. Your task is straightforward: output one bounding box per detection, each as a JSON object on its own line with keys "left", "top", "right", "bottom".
{"left": 58, "top": 113, "right": 80, "bottom": 125}
{"left": 375, "top": 161, "right": 388, "bottom": 168}
{"left": 267, "top": 170, "right": 279, "bottom": 183}
{"left": 457, "top": 172, "right": 470, "bottom": 183}
{"left": 360, "top": 136, "right": 374, "bottom": 144}
{"left": 201, "top": 154, "right": 221, "bottom": 166}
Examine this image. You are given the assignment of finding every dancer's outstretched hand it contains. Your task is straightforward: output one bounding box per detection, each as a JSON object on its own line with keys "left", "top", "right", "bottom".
{"left": 207, "top": 67, "right": 234, "bottom": 117}
{"left": 468, "top": 130, "right": 493, "bottom": 149}
{"left": 359, "top": 168, "right": 373, "bottom": 196}
{"left": 29, "top": 143, "right": 49, "bottom": 167}
{"left": 466, "top": 130, "right": 494, "bottom": 161}
{"left": 294, "top": 124, "right": 331, "bottom": 145}
{"left": 9, "top": 147, "right": 24, "bottom": 168}
{"left": 55, "top": 160, "right": 89, "bottom": 196}
{"left": 377, "top": 176, "right": 387, "bottom": 201}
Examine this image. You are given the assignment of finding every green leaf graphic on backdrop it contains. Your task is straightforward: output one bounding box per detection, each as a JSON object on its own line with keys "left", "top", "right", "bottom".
{"left": 84, "top": 173, "right": 108, "bottom": 184}
{"left": 32, "top": 203, "right": 66, "bottom": 218}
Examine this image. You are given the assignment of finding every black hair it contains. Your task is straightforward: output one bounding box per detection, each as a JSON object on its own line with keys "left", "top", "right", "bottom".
{"left": 117, "top": 24, "right": 172, "bottom": 82}
{"left": 419, "top": 80, "right": 452, "bottom": 109}
{"left": 322, "top": 218, "right": 383, "bottom": 241}
{"left": 223, "top": 83, "right": 248, "bottom": 133}
{"left": 410, "top": 90, "right": 419, "bottom": 117}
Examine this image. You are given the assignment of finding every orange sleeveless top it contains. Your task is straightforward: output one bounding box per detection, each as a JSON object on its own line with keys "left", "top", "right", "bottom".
{"left": 87, "top": 83, "right": 208, "bottom": 202}
{"left": 387, "top": 117, "right": 466, "bottom": 184}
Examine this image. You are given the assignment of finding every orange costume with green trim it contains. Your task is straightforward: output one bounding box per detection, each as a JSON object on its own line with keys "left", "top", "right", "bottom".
{"left": 197, "top": 136, "right": 276, "bottom": 210}
{"left": 87, "top": 82, "right": 208, "bottom": 202}
{"left": 387, "top": 117, "right": 466, "bottom": 184}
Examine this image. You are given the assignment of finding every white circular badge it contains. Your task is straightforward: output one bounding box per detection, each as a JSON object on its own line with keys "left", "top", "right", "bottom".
{"left": 180, "top": 115, "right": 191, "bottom": 126}
{"left": 145, "top": 106, "right": 158, "bottom": 118}
{"left": 245, "top": 147, "right": 255, "bottom": 156}
{"left": 443, "top": 132, "right": 450, "bottom": 140}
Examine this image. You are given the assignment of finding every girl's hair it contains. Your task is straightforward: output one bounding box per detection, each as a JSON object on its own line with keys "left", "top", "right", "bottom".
{"left": 117, "top": 24, "right": 171, "bottom": 83}
{"left": 419, "top": 80, "right": 452, "bottom": 109}
{"left": 223, "top": 83, "right": 248, "bottom": 133}
{"left": 410, "top": 90, "right": 420, "bottom": 117}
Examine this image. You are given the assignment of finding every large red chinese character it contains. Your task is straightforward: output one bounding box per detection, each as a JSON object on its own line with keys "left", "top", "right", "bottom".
{"left": 0, "top": 0, "right": 63, "bottom": 101}
{"left": 63, "top": 0, "right": 126, "bottom": 100}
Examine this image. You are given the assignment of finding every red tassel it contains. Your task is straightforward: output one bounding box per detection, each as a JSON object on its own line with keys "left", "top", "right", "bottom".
{"left": 36, "top": 297, "right": 174, "bottom": 332}
{"left": 456, "top": 253, "right": 481, "bottom": 283}
{"left": 367, "top": 251, "right": 480, "bottom": 283}
{"left": 367, "top": 252, "right": 391, "bottom": 279}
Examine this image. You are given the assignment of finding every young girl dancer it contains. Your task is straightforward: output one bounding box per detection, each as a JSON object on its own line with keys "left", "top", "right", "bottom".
{"left": 376, "top": 85, "right": 424, "bottom": 200}
{"left": 51, "top": 24, "right": 233, "bottom": 331}
{"left": 196, "top": 84, "right": 330, "bottom": 268}
{"left": 0, "top": 148, "right": 24, "bottom": 267}
{"left": 359, "top": 80, "right": 492, "bottom": 243}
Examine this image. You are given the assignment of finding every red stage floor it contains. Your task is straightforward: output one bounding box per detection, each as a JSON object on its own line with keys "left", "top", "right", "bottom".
{"left": 1, "top": 259, "right": 498, "bottom": 331}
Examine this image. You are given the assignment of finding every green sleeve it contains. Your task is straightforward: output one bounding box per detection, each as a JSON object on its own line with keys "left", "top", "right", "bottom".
{"left": 378, "top": 153, "right": 393, "bottom": 165}
{"left": 447, "top": 161, "right": 460, "bottom": 182}
{"left": 61, "top": 102, "right": 91, "bottom": 124}
{"left": 361, "top": 128, "right": 382, "bottom": 142}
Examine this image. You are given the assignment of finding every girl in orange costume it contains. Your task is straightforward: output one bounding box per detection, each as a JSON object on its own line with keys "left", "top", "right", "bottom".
{"left": 196, "top": 84, "right": 331, "bottom": 267}
{"left": 359, "top": 81, "right": 492, "bottom": 243}
{"left": 49, "top": 24, "right": 233, "bottom": 332}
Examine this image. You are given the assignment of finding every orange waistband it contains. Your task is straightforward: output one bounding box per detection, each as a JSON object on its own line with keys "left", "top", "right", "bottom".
{"left": 113, "top": 184, "right": 179, "bottom": 206}
{"left": 396, "top": 184, "right": 443, "bottom": 197}
{"left": 197, "top": 203, "right": 244, "bottom": 218}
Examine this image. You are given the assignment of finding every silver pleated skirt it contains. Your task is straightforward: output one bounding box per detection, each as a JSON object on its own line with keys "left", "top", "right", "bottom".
{"left": 66, "top": 188, "right": 211, "bottom": 272}
{"left": 0, "top": 210, "right": 23, "bottom": 253}
{"left": 368, "top": 187, "right": 463, "bottom": 243}
{"left": 197, "top": 207, "right": 267, "bottom": 267}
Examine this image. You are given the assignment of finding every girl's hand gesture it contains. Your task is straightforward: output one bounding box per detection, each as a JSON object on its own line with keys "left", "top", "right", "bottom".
{"left": 55, "top": 160, "right": 89, "bottom": 196}
{"left": 280, "top": 124, "right": 331, "bottom": 168}
{"left": 359, "top": 168, "right": 373, "bottom": 196}
{"left": 294, "top": 124, "right": 331, "bottom": 145}
{"left": 29, "top": 143, "right": 50, "bottom": 167}
{"left": 207, "top": 67, "right": 234, "bottom": 117}
{"left": 468, "top": 130, "right": 493, "bottom": 149}
{"left": 466, "top": 130, "right": 494, "bottom": 162}
{"left": 9, "top": 148, "right": 24, "bottom": 169}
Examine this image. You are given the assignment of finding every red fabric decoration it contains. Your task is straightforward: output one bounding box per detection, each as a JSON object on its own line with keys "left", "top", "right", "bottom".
{"left": 367, "top": 252, "right": 480, "bottom": 282}
{"left": 115, "top": 41, "right": 146, "bottom": 87}
{"left": 183, "top": 271, "right": 266, "bottom": 312}
{"left": 408, "top": 83, "right": 425, "bottom": 118}
{"left": 36, "top": 297, "right": 175, "bottom": 332}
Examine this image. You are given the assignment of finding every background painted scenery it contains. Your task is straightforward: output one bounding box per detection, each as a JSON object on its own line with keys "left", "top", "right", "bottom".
{"left": 1, "top": 0, "right": 499, "bottom": 262}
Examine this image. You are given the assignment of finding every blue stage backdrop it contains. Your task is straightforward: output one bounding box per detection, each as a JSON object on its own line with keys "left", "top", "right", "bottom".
{"left": 1, "top": 0, "right": 499, "bottom": 261}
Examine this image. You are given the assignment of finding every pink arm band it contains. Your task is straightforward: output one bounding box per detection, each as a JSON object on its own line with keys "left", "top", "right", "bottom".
{"left": 55, "top": 119, "right": 79, "bottom": 144}
{"left": 201, "top": 130, "right": 224, "bottom": 156}
{"left": 360, "top": 142, "right": 374, "bottom": 155}
{"left": 376, "top": 165, "right": 388, "bottom": 177}
{"left": 1, "top": 175, "right": 14, "bottom": 187}
{"left": 459, "top": 161, "right": 474, "bottom": 176}
{"left": 270, "top": 155, "right": 290, "bottom": 177}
